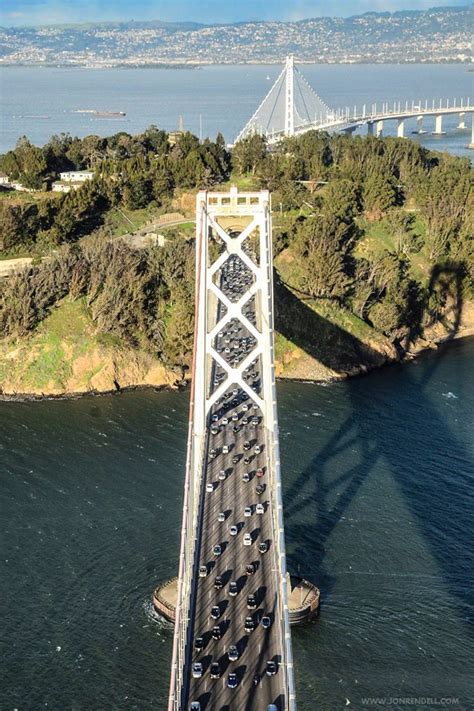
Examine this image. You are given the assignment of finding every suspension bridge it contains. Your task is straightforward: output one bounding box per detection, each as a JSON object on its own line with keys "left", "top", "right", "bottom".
{"left": 168, "top": 188, "right": 295, "bottom": 711}
{"left": 236, "top": 56, "right": 474, "bottom": 147}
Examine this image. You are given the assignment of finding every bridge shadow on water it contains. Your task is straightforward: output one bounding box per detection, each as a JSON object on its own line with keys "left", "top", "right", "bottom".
{"left": 275, "top": 264, "right": 474, "bottom": 640}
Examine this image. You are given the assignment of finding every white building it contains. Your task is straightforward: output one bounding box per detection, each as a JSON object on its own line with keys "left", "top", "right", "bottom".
{"left": 0, "top": 172, "right": 10, "bottom": 185}
{"left": 59, "top": 170, "right": 94, "bottom": 183}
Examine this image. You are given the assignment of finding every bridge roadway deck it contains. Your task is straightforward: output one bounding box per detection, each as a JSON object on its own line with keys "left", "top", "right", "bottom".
{"left": 185, "top": 298, "right": 286, "bottom": 709}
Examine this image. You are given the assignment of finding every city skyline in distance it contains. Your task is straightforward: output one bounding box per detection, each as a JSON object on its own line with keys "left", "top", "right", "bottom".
{"left": 1, "top": 0, "right": 471, "bottom": 27}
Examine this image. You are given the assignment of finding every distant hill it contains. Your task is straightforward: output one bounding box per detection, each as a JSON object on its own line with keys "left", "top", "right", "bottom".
{"left": 0, "top": 6, "right": 471, "bottom": 66}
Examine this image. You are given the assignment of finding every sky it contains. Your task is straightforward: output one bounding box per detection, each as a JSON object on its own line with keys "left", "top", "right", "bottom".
{"left": 0, "top": 0, "right": 470, "bottom": 27}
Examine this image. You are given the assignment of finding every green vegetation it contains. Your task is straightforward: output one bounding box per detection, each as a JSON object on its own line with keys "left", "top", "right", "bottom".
{"left": 0, "top": 126, "right": 472, "bottom": 393}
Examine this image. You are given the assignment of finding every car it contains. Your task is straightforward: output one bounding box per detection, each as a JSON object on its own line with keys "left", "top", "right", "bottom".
{"left": 266, "top": 660, "right": 277, "bottom": 676}
{"left": 232, "top": 425, "right": 240, "bottom": 433}
{"left": 261, "top": 616, "right": 271, "bottom": 629}
{"left": 222, "top": 444, "right": 230, "bottom": 454}
{"left": 232, "top": 413, "right": 239, "bottom": 422}
{"left": 194, "top": 636, "right": 204, "bottom": 651}
{"left": 192, "top": 662, "right": 203, "bottom": 678}
{"left": 213, "top": 544, "right": 222, "bottom": 556}
{"left": 247, "top": 594, "right": 256, "bottom": 610}
{"left": 246, "top": 563, "right": 256, "bottom": 576}
{"left": 218, "top": 469, "right": 226, "bottom": 481}
{"left": 232, "top": 389, "right": 238, "bottom": 396}
{"left": 243, "top": 533, "right": 252, "bottom": 546}
{"left": 243, "top": 457, "right": 251, "bottom": 465}
{"left": 210, "top": 662, "right": 221, "bottom": 678}
{"left": 242, "top": 472, "right": 250, "bottom": 483}
{"left": 256, "top": 484, "right": 265, "bottom": 495}
{"left": 206, "top": 482, "right": 214, "bottom": 493}
{"left": 210, "top": 425, "right": 219, "bottom": 435}
{"left": 199, "top": 565, "right": 207, "bottom": 578}
{"left": 243, "top": 440, "right": 251, "bottom": 451}
{"left": 217, "top": 511, "right": 226, "bottom": 523}
{"left": 242, "top": 403, "right": 249, "bottom": 411}
{"left": 256, "top": 503, "right": 265, "bottom": 514}
{"left": 214, "top": 576, "right": 224, "bottom": 590}
{"left": 228, "top": 645, "right": 239, "bottom": 662}
{"left": 209, "top": 449, "right": 217, "bottom": 460}
{"left": 232, "top": 455, "right": 240, "bottom": 464}
{"left": 211, "top": 413, "right": 219, "bottom": 422}
{"left": 242, "top": 417, "right": 249, "bottom": 425}
{"left": 244, "top": 616, "right": 256, "bottom": 632}
{"left": 259, "top": 541, "right": 269, "bottom": 554}
{"left": 256, "top": 468, "right": 265, "bottom": 478}
{"left": 222, "top": 416, "right": 229, "bottom": 425}
{"left": 229, "top": 581, "right": 238, "bottom": 596}
{"left": 189, "top": 702, "right": 201, "bottom": 711}
{"left": 210, "top": 606, "right": 221, "bottom": 620}
{"left": 254, "top": 445, "right": 261, "bottom": 454}
{"left": 244, "top": 506, "right": 252, "bottom": 517}
{"left": 212, "top": 625, "right": 221, "bottom": 640}
{"left": 229, "top": 525, "right": 238, "bottom": 536}
{"left": 227, "top": 672, "right": 238, "bottom": 689}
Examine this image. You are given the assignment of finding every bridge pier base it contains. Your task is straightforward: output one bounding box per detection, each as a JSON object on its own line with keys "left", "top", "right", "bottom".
{"left": 367, "top": 121, "right": 374, "bottom": 136}
{"left": 458, "top": 112, "right": 466, "bottom": 129}
{"left": 397, "top": 118, "right": 406, "bottom": 138}
{"left": 432, "top": 114, "right": 446, "bottom": 135}
{"left": 376, "top": 120, "right": 384, "bottom": 137}
{"left": 470, "top": 113, "right": 474, "bottom": 149}
{"left": 154, "top": 575, "right": 320, "bottom": 625}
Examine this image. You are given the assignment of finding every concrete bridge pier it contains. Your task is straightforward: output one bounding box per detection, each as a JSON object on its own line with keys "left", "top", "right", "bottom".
{"left": 343, "top": 126, "right": 356, "bottom": 136}
{"left": 367, "top": 121, "right": 374, "bottom": 136}
{"left": 432, "top": 114, "right": 446, "bottom": 135}
{"left": 412, "top": 115, "right": 426, "bottom": 134}
{"left": 470, "top": 113, "right": 474, "bottom": 149}
{"left": 397, "top": 118, "right": 406, "bottom": 138}
{"left": 458, "top": 112, "right": 466, "bottom": 129}
{"left": 376, "top": 120, "right": 384, "bottom": 137}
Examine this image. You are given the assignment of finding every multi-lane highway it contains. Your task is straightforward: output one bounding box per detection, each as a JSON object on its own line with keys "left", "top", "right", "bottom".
{"left": 185, "top": 255, "right": 286, "bottom": 711}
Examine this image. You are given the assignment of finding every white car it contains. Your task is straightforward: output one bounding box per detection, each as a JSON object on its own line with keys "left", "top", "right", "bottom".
{"left": 218, "top": 511, "right": 226, "bottom": 523}
{"left": 222, "top": 444, "right": 230, "bottom": 454}
{"left": 206, "top": 482, "right": 214, "bottom": 493}
{"left": 199, "top": 565, "right": 207, "bottom": 577}
{"left": 243, "top": 533, "right": 252, "bottom": 546}
{"left": 244, "top": 506, "right": 252, "bottom": 517}
{"left": 229, "top": 525, "right": 238, "bottom": 536}
{"left": 256, "top": 503, "right": 265, "bottom": 514}
{"left": 192, "top": 662, "right": 203, "bottom": 678}
{"left": 218, "top": 470, "right": 226, "bottom": 481}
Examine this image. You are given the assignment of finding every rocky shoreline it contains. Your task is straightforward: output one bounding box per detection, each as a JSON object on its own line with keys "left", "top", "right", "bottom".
{"left": 2, "top": 328, "right": 472, "bottom": 403}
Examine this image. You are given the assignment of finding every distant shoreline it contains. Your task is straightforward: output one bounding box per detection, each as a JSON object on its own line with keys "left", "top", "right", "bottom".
{"left": 0, "top": 60, "right": 472, "bottom": 70}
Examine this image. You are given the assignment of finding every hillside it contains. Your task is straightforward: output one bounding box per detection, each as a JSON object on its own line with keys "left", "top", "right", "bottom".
{"left": 0, "top": 6, "right": 471, "bottom": 66}
{"left": 0, "top": 127, "right": 472, "bottom": 398}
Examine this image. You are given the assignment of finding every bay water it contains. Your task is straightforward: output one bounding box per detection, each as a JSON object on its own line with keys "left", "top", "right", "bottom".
{"left": 1, "top": 338, "right": 473, "bottom": 709}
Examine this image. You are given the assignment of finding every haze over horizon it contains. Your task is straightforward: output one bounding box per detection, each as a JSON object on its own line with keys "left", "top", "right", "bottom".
{"left": 1, "top": 0, "right": 470, "bottom": 27}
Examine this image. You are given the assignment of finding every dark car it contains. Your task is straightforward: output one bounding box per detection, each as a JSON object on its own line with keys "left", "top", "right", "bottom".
{"left": 229, "top": 581, "right": 238, "bottom": 596}
{"left": 259, "top": 541, "right": 269, "bottom": 554}
{"left": 212, "top": 625, "right": 221, "bottom": 640}
{"left": 210, "top": 662, "right": 221, "bottom": 678}
{"left": 228, "top": 672, "right": 238, "bottom": 689}
{"left": 210, "top": 606, "right": 221, "bottom": 620}
{"left": 194, "top": 636, "right": 204, "bottom": 651}
{"left": 246, "top": 563, "right": 256, "bottom": 576}
{"left": 266, "top": 660, "right": 277, "bottom": 676}
{"left": 261, "top": 615, "right": 271, "bottom": 629}
{"left": 214, "top": 575, "right": 224, "bottom": 590}
{"left": 247, "top": 594, "right": 256, "bottom": 610}
{"left": 256, "top": 484, "right": 265, "bottom": 495}
{"left": 244, "top": 616, "right": 256, "bottom": 632}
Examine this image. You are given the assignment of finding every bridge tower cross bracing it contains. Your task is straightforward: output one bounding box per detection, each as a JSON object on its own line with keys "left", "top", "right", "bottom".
{"left": 168, "top": 186, "right": 296, "bottom": 710}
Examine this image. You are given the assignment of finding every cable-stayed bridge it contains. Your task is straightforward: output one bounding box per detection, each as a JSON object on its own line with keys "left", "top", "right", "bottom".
{"left": 236, "top": 56, "right": 474, "bottom": 146}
